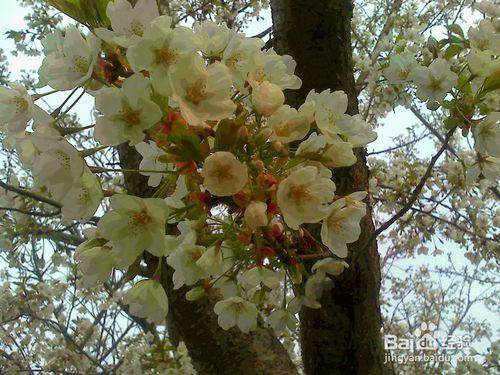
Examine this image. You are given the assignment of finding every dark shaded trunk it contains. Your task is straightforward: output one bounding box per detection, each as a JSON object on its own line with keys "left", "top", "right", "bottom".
{"left": 117, "top": 144, "right": 298, "bottom": 375}
{"left": 270, "top": 1, "right": 385, "bottom": 374}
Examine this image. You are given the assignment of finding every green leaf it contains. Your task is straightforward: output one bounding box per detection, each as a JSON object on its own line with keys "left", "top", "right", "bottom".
{"left": 45, "top": 0, "right": 111, "bottom": 28}
{"left": 456, "top": 73, "right": 472, "bottom": 94}
{"left": 478, "top": 70, "right": 500, "bottom": 98}
{"left": 444, "top": 44, "right": 464, "bottom": 60}
{"left": 214, "top": 119, "right": 240, "bottom": 151}
{"left": 167, "top": 123, "right": 203, "bottom": 162}
{"left": 447, "top": 24, "right": 464, "bottom": 38}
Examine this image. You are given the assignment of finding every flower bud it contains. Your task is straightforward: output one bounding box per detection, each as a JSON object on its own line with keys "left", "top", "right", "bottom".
{"left": 257, "top": 127, "right": 273, "bottom": 141}
{"left": 251, "top": 159, "right": 265, "bottom": 171}
{"left": 272, "top": 141, "right": 284, "bottom": 152}
{"left": 252, "top": 81, "right": 285, "bottom": 116}
{"left": 244, "top": 201, "right": 269, "bottom": 229}
{"left": 186, "top": 286, "right": 206, "bottom": 301}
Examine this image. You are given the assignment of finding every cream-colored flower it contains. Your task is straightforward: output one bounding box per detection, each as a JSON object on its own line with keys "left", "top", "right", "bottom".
{"left": 201, "top": 151, "right": 248, "bottom": 196}
{"left": 277, "top": 166, "right": 335, "bottom": 229}
{"left": 196, "top": 242, "right": 233, "bottom": 277}
{"left": 311, "top": 258, "right": 349, "bottom": 277}
{"left": 74, "top": 242, "right": 115, "bottom": 287}
{"left": 222, "top": 35, "right": 264, "bottom": 91}
{"left": 409, "top": 58, "right": 458, "bottom": 102}
{"left": 239, "top": 267, "right": 281, "bottom": 290}
{"left": 244, "top": 201, "right": 268, "bottom": 229}
{"left": 320, "top": 195, "right": 366, "bottom": 258}
{"left": 333, "top": 114, "right": 377, "bottom": 147}
{"left": 303, "top": 273, "right": 333, "bottom": 309}
{"left": 245, "top": 49, "right": 302, "bottom": 90}
{"left": 60, "top": 171, "right": 104, "bottom": 223}
{"left": 135, "top": 140, "right": 170, "bottom": 187}
{"left": 474, "top": 112, "right": 500, "bottom": 157}
{"left": 383, "top": 54, "right": 417, "bottom": 84}
{"left": 267, "top": 308, "right": 298, "bottom": 333}
{"left": 97, "top": 195, "right": 171, "bottom": 268}
{"left": 123, "top": 280, "right": 169, "bottom": 325}
{"left": 38, "top": 27, "right": 100, "bottom": 90}
{"left": 0, "top": 83, "right": 34, "bottom": 134}
{"left": 306, "top": 89, "right": 352, "bottom": 140}
{"left": 95, "top": 0, "right": 159, "bottom": 47}
{"left": 167, "top": 243, "right": 207, "bottom": 289}
{"left": 252, "top": 81, "right": 285, "bottom": 116}
{"left": 268, "top": 103, "right": 314, "bottom": 144}
{"left": 194, "top": 20, "right": 235, "bottom": 57}
{"left": 169, "top": 54, "right": 235, "bottom": 126}
{"left": 31, "top": 133, "right": 85, "bottom": 201}
{"left": 126, "top": 16, "right": 200, "bottom": 96}
{"left": 467, "top": 50, "right": 500, "bottom": 77}
{"left": 468, "top": 19, "right": 500, "bottom": 54}
{"left": 94, "top": 73, "right": 162, "bottom": 145}
{"left": 213, "top": 296, "right": 258, "bottom": 332}
{"left": 296, "top": 132, "right": 327, "bottom": 156}
{"left": 322, "top": 141, "right": 357, "bottom": 168}
{"left": 467, "top": 156, "right": 500, "bottom": 184}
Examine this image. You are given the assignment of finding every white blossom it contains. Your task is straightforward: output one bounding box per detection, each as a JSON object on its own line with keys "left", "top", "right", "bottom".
{"left": 0, "top": 83, "right": 34, "bottom": 134}
{"left": 213, "top": 296, "right": 258, "bottom": 332}
{"left": 268, "top": 103, "right": 314, "bottom": 144}
{"left": 311, "top": 258, "right": 349, "bottom": 277}
{"left": 94, "top": 73, "right": 162, "bottom": 145}
{"left": 135, "top": 141, "right": 169, "bottom": 187}
{"left": 320, "top": 193, "right": 366, "bottom": 258}
{"left": 201, "top": 151, "right": 248, "bottom": 196}
{"left": 322, "top": 141, "right": 357, "bottom": 168}
{"left": 194, "top": 20, "right": 235, "bottom": 57}
{"left": 251, "top": 81, "right": 285, "bottom": 116}
{"left": 126, "top": 15, "right": 200, "bottom": 96}
{"left": 97, "top": 195, "right": 171, "bottom": 268}
{"left": 169, "top": 54, "right": 235, "bottom": 126}
{"left": 383, "top": 54, "right": 417, "bottom": 84}
{"left": 474, "top": 112, "right": 500, "bottom": 157}
{"left": 95, "top": 0, "right": 159, "bottom": 47}
{"left": 38, "top": 27, "right": 100, "bottom": 90}
{"left": 244, "top": 201, "right": 268, "bottom": 229}
{"left": 123, "top": 280, "right": 169, "bottom": 325}
{"left": 409, "top": 58, "right": 458, "bottom": 102}
{"left": 277, "top": 166, "right": 336, "bottom": 229}
{"left": 74, "top": 242, "right": 115, "bottom": 287}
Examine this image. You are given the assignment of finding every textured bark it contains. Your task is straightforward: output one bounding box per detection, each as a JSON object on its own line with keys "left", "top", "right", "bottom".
{"left": 270, "top": 1, "right": 386, "bottom": 374}
{"left": 117, "top": 144, "right": 298, "bottom": 375}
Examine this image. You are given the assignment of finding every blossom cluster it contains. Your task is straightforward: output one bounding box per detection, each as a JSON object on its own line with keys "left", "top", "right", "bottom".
{"left": 381, "top": 17, "right": 500, "bottom": 182}
{"left": 0, "top": 0, "right": 380, "bottom": 333}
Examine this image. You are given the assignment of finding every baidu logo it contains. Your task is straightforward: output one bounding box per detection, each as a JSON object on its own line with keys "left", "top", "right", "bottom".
{"left": 384, "top": 322, "right": 471, "bottom": 351}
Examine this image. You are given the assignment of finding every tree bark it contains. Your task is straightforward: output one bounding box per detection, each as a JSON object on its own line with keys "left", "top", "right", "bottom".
{"left": 270, "top": 1, "right": 386, "bottom": 374}
{"left": 117, "top": 144, "right": 298, "bottom": 375}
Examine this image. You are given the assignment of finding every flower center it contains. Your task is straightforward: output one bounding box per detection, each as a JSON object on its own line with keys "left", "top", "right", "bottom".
{"left": 428, "top": 76, "right": 443, "bottom": 93}
{"left": 327, "top": 212, "right": 344, "bottom": 234}
{"left": 288, "top": 183, "right": 310, "bottom": 206}
{"left": 55, "top": 151, "right": 71, "bottom": 171}
{"left": 116, "top": 102, "right": 142, "bottom": 127}
{"left": 155, "top": 44, "right": 176, "bottom": 69}
{"left": 185, "top": 79, "right": 209, "bottom": 106}
{"left": 73, "top": 56, "right": 90, "bottom": 74}
{"left": 11, "top": 96, "right": 29, "bottom": 114}
{"left": 212, "top": 162, "right": 233, "bottom": 182}
{"left": 133, "top": 209, "right": 151, "bottom": 226}
{"left": 129, "top": 20, "right": 144, "bottom": 37}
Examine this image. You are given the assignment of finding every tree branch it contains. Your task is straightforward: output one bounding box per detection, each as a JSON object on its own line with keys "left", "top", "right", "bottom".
{"left": 374, "top": 126, "right": 456, "bottom": 237}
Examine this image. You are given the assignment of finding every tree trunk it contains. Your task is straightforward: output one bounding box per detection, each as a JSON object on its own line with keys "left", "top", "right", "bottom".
{"left": 270, "top": 1, "right": 386, "bottom": 374}
{"left": 117, "top": 144, "right": 298, "bottom": 375}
